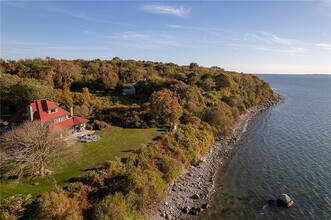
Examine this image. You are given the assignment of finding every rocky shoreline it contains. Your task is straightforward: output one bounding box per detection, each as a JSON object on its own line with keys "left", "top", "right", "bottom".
{"left": 150, "top": 94, "right": 281, "bottom": 220}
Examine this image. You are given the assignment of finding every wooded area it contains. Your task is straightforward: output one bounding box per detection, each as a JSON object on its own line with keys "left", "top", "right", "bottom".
{"left": 0, "top": 58, "right": 274, "bottom": 219}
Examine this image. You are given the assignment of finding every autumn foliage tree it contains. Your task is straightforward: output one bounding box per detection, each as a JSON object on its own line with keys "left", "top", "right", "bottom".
{"left": 149, "top": 89, "right": 182, "bottom": 124}
{"left": 0, "top": 120, "right": 68, "bottom": 178}
{"left": 93, "top": 193, "right": 131, "bottom": 220}
{"left": 100, "top": 71, "right": 119, "bottom": 90}
{"left": 36, "top": 189, "right": 83, "bottom": 220}
{"left": 51, "top": 60, "right": 81, "bottom": 89}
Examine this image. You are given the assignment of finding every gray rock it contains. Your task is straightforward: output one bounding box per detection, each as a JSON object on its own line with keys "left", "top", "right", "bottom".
{"left": 190, "top": 209, "right": 198, "bottom": 215}
{"left": 196, "top": 207, "right": 203, "bottom": 212}
{"left": 277, "top": 194, "right": 294, "bottom": 207}
{"left": 182, "top": 206, "right": 190, "bottom": 213}
{"left": 191, "top": 193, "right": 200, "bottom": 199}
{"left": 202, "top": 203, "right": 209, "bottom": 209}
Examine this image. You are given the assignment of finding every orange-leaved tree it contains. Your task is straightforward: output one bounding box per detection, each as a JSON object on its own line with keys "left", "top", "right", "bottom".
{"left": 149, "top": 89, "right": 182, "bottom": 125}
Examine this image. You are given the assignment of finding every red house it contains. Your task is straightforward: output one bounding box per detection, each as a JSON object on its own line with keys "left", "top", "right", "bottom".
{"left": 9, "top": 99, "right": 88, "bottom": 131}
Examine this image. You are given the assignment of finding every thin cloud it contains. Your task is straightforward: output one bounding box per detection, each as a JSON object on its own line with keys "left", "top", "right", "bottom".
{"left": 166, "top": 24, "right": 206, "bottom": 32}
{"left": 3, "top": 1, "right": 30, "bottom": 10}
{"left": 122, "top": 32, "right": 151, "bottom": 40}
{"left": 224, "top": 41, "right": 309, "bottom": 55}
{"left": 166, "top": 24, "right": 183, "bottom": 28}
{"left": 3, "top": 39, "right": 47, "bottom": 46}
{"left": 248, "top": 31, "right": 295, "bottom": 45}
{"left": 166, "top": 24, "right": 233, "bottom": 40}
{"left": 4, "top": 1, "right": 132, "bottom": 26}
{"left": 2, "top": 37, "right": 116, "bottom": 58}
{"left": 255, "top": 46, "right": 307, "bottom": 54}
{"left": 140, "top": 4, "right": 191, "bottom": 18}
{"left": 316, "top": 43, "right": 331, "bottom": 49}
{"left": 106, "top": 31, "right": 181, "bottom": 49}
{"left": 48, "top": 7, "right": 133, "bottom": 26}
{"left": 167, "top": 24, "right": 232, "bottom": 33}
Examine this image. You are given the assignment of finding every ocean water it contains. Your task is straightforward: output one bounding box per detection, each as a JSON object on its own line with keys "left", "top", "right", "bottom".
{"left": 201, "top": 74, "right": 331, "bottom": 219}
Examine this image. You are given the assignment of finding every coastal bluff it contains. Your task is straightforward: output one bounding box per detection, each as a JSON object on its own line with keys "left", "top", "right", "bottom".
{"left": 150, "top": 94, "right": 282, "bottom": 220}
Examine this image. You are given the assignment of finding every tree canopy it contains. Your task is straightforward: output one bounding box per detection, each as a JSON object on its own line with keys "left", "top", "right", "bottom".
{"left": 0, "top": 57, "right": 276, "bottom": 219}
{"left": 0, "top": 120, "right": 69, "bottom": 178}
{"left": 149, "top": 89, "right": 183, "bottom": 124}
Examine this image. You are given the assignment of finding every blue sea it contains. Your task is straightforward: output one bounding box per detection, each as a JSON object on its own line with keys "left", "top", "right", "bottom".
{"left": 201, "top": 74, "right": 331, "bottom": 219}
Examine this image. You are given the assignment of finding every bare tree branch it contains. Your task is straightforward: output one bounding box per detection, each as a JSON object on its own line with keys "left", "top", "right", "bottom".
{"left": 0, "top": 120, "right": 69, "bottom": 179}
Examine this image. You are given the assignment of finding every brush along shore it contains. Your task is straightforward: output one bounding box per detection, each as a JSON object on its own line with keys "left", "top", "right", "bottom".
{"left": 151, "top": 94, "right": 282, "bottom": 220}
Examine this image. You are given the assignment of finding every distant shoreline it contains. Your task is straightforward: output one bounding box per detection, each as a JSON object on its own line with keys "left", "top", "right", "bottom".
{"left": 256, "top": 73, "right": 331, "bottom": 75}
{"left": 150, "top": 93, "right": 282, "bottom": 220}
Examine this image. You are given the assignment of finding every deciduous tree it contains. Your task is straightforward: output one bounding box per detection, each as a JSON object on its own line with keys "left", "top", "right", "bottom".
{"left": 36, "top": 189, "right": 82, "bottom": 220}
{"left": 0, "top": 74, "right": 54, "bottom": 114}
{"left": 0, "top": 120, "right": 68, "bottom": 178}
{"left": 100, "top": 71, "right": 119, "bottom": 90}
{"left": 149, "top": 89, "right": 182, "bottom": 124}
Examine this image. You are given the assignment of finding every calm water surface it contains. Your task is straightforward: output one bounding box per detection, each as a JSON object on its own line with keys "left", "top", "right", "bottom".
{"left": 201, "top": 74, "right": 331, "bottom": 219}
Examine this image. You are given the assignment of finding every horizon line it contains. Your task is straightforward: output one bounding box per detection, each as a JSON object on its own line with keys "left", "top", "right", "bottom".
{"left": 1, "top": 57, "right": 329, "bottom": 75}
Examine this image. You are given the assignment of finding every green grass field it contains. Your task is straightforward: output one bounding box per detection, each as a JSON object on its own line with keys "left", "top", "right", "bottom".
{"left": 0, "top": 126, "right": 161, "bottom": 200}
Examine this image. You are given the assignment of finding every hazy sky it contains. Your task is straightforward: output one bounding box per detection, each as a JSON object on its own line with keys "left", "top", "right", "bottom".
{"left": 1, "top": 1, "right": 330, "bottom": 74}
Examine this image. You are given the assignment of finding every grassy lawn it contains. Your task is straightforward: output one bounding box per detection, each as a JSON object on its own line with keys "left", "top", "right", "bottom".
{"left": 0, "top": 126, "right": 161, "bottom": 200}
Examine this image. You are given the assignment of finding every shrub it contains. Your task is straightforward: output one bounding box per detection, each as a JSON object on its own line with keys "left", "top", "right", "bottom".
{"left": 101, "top": 158, "right": 125, "bottom": 172}
{"left": 85, "top": 170, "right": 104, "bottom": 188}
{"left": 181, "top": 114, "right": 201, "bottom": 125}
{"left": 0, "top": 194, "right": 32, "bottom": 220}
{"left": 65, "top": 182, "right": 83, "bottom": 198}
{"left": 126, "top": 168, "right": 166, "bottom": 211}
{"left": 122, "top": 114, "right": 144, "bottom": 128}
{"left": 36, "top": 190, "right": 83, "bottom": 220}
{"left": 85, "top": 123, "right": 93, "bottom": 130}
{"left": 202, "top": 103, "right": 235, "bottom": 136}
{"left": 156, "top": 155, "right": 183, "bottom": 183}
{"left": 93, "top": 193, "right": 132, "bottom": 220}
{"left": 93, "top": 120, "right": 108, "bottom": 130}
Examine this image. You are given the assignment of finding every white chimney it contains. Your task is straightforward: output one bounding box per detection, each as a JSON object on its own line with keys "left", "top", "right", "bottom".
{"left": 27, "top": 105, "right": 33, "bottom": 121}
{"left": 70, "top": 107, "right": 74, "bottom": 117}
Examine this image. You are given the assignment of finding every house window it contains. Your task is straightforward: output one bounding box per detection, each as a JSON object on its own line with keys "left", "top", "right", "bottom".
{"left": 49, "top": 108, "right": 58, "bottom": 114}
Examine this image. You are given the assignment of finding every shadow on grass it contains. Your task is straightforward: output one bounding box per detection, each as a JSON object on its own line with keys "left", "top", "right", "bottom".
{"left": 153, "top": 136, "right": 161, "bottom": 141}
{"left": 0, "top": 174, "right": 36, "bottom": 181}
{"left": 65, "top": 177, "right": 87, "bottom": 183}
{"left": 65, "top": 166, "right": 105, "bottom": 183}
{"left": 83, "top": 167, "right": 102, "bottom": 172}
{"left": 121, "top": 149, "right": 140, "bottom": 153}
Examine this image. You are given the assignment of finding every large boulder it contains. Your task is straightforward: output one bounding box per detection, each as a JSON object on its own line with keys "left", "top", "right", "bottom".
{"left": 277, "top": 194, "right": 294, "bottom": 207}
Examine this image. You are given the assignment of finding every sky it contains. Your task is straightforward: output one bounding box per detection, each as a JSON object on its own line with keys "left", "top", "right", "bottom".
{"left": 1, "top": 0, "right": 331, "bottom": 74}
